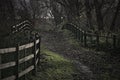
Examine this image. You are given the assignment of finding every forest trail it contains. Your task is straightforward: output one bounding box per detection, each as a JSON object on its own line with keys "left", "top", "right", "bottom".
{"left": 40, "top": 30, "right": 95, "bottom": 80}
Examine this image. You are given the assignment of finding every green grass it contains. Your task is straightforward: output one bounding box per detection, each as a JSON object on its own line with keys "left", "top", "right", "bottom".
{"left": 30, "top": 48, "right": 76, "bottom": 80}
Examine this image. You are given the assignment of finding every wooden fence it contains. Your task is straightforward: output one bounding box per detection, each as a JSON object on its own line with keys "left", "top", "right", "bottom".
{"left": 12, "top": 20, "right": 33, "bottom": 34}
{"left": 0, "top": 37, "right": 41, "bottom": 80}
{"left": 0, "top": 20, "right": 41, "bottom": 80}
{"left": 62, "top": 23, "right": 119, "bottom": 50}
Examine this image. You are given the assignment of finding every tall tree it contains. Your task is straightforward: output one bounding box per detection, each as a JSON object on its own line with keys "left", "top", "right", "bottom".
{"left": 110, "top": 0, "right": 120, "bottom": 32}
{"left": 94, "top": 0, "right": 104, "bottom": 31}
{"left": 0, "top": 0, "right": 15, "bottom": 37}
{"left": 85, "top": 0, "right": 93, "bottom": 30}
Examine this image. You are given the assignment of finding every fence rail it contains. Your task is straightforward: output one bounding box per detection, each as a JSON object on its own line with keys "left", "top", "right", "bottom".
{"left": 12, "top": 20, "right": 33, "bottom": 34}
{"left": 62, "top": 23, "right": 119, "bottom": 50}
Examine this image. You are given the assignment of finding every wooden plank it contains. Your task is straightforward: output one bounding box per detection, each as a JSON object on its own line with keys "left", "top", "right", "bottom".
{"left": 19, "top": 24, "right": 31, "bottom": 30}
{"left": 36, "top": 39, "right": 39, "bottom": 44}
{"left": 86, "top": 33, "right": 96, "bottom": 36}
{"left": 16, "top": 20, "right": 28, "bottom": 27}
{"left": 19, "top": 42, "right": 34, "bottom": 51}
{"left": 0, "top": 62, "right": 16, "bottom": 70}
{"left": 36, "top": 49, "right": 39, "bottom": 55}
{"left": 18, "top": 65, "right": 34, "bottom": 77}
{"left": 19, "top": 54, "right": 34, "bottom": 64}
{"left": 0, "top": 48, "right": 16, "bottom": 54}
{"left": 0, "top": 39, "right": 38, "bottom": 54}
{"left": 100, "top": 36, "right": 112, "bottom": 38}
{"left": 2, "top": 75, "right": 16, "bottom": 80}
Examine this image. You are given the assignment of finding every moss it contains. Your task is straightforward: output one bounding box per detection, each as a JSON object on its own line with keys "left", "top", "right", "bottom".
{"left": 30, "top": 49, "right": 76, "bottom": 80}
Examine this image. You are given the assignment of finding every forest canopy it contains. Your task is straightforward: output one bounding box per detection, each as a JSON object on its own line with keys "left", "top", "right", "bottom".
{"left": 0, "top": 0, "right": 120, "bottom": 36}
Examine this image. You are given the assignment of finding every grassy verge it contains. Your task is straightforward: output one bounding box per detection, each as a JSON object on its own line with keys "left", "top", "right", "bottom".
{"left": 30, "top": 47, "right": 76, "bottom": 80}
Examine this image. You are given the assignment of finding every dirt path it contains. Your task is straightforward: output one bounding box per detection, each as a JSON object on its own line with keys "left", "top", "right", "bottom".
{"left": 40, "top": 31, "right": 96, "bottom": 80}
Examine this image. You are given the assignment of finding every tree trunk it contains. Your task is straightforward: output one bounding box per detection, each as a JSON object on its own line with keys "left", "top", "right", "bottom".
{"left": 110, "top": 0, "right": 120, "bottom": 32}
{"left": 85, "top": 0, "right": 93, "bottom": 30}
{"left": 94, "top": 0, "right": 104, "bottom": 31}
{"left": 0, "top": 0, "right": 15, "bottom": 37}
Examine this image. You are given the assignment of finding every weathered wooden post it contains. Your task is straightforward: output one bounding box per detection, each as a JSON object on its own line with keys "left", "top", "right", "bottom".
{"left": 113, "top": 35, "right": 116, "bottom": 49}
{"left": 16, "top": 43, "right": 19, "bottom": 80}
{"left": 38, "top": 36, "right": 41, "bottom": 66}
{"left": 33, "top": 37, "right": 37, "bottom": 76}
{"left": 24, "top": 49, "right": 27, "bottom": 80}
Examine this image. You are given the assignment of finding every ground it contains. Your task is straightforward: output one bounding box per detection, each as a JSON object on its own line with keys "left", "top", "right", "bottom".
{"left": 30, "top": 27, "right": 120, "bottom": 80}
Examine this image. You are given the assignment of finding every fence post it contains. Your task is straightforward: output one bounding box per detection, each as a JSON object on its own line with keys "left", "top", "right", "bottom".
{"left": 24, "top": 49, "right": 27, "bottom": 80}
{"left": 84, "top": 31, "right": 87, "bottom": 47}
{"left": 33, "top": 37, "right": 37, "bottom": 76}
{"left": 96, "top": 33, "right": 100, "bottom": 50}
{"left": 38, "top": 36, "right": 41, "bottom": 66}
{"left": 113, "top": 35, "right": 116, "bottom": 49}
{"left": 81, "top": 31, "right": 84, "bottom": 43}
{"left": 78, "top": 30, "right": 81, "bottom": 40}
{"left": 16, "top": 43, "right": 19, "bottom": 80}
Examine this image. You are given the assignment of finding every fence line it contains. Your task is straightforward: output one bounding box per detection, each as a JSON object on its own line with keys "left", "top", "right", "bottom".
{"left": 62, "top": 23, "right": 119, "bottom": 50}
{"left": 0, "top": 37, "right": 41, "bottom": 80}
{"left": 0, "top": 20, "right": 41, "bottom": 80}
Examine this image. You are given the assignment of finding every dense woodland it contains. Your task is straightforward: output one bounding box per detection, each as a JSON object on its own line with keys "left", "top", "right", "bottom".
{"left": 0, "top": 0, "right": 120, "bottom": 36}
